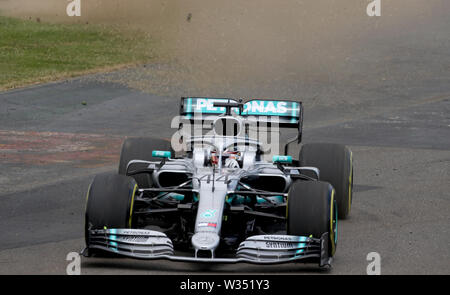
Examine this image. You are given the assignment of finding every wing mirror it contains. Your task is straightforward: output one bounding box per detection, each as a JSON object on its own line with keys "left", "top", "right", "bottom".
{"left": 273, "top": 155, "right": 292, "bottom": 164}
{"left": 152, "top": 150, "right": 171, "bottom": 158}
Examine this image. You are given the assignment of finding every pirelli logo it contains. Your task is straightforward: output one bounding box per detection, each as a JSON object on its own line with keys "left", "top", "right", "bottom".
{"left": 265, "top": 242, "right": 297, "bottom": 249}
{"left": 115, "top": 236, "right": 149, "bottom": 243}
{"left": 262, "top": 235, "right": 295, "bottom": 241}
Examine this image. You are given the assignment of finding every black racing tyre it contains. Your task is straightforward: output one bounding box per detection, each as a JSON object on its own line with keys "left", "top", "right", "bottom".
{"left": 85, "top": 172, "right": 138, "bottom": 245}
{"left": 118, "top": 137, "right": 173, "bottom": 188}
{"left": 299, "top": 143, "right": 353, "bottom": 219}
{"left": 287, "top": 180, "right": 337, "bottom": 256}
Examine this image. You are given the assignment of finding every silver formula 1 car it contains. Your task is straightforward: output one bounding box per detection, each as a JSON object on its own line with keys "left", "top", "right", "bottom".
{"left": 82, "top": 97, "right": 353, "bottom": 268}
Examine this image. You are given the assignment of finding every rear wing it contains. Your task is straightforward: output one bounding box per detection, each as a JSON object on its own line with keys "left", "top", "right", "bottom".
{"left": 179, "top": 97, "right": 304, "bottom": 151}
{"left": 180, "top": 97, "right": 302, "bottom": 127}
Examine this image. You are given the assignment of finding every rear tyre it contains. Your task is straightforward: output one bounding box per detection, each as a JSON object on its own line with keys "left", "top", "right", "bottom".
{"left": 85, "top": 172, "right": 138, "bottom": 246}
{"left": 118, "top": 137, "right": 173, "bottom": 188}
{"left": 287, "top": 181, "right": 337, "bottom": 256}
{"left": 299, "top": 143, "right": 353, "bottom": 219}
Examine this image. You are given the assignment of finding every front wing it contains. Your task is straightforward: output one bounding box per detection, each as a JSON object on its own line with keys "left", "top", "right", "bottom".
{"left": 83, "top": 229, "right": 332, "bottom": 267}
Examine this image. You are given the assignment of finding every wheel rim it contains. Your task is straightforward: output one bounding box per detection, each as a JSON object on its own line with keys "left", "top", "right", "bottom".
{"left": 348, "top": 151, "right": 353, "bottom": 214}
{"left": 330, "top": 189, "right": 338, "bottom": 255}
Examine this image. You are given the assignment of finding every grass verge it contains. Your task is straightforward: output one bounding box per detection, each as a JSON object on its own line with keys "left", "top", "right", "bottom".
{"left": 0, "top": 16, "right": 155, "bottom": 90}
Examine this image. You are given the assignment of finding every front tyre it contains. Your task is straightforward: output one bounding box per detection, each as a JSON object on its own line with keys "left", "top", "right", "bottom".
{"left": 299, "top": 143, "right": 353, "bottom": 219}
{"left": 85, "top": 172, "right": 138, "bottom": 246}
{"left": 118, "top": 137, "right": 173, "bottom": 188}
{"left": 287, "top": 181, "right": 337, "bottom": 256}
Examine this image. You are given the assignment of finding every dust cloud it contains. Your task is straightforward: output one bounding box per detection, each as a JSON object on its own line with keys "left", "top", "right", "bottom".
{"left": 1, "top": 0, "right": 448, "bottom": 99}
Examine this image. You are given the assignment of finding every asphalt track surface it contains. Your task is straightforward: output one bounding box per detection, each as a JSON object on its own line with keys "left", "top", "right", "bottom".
{"left": 1, "top": 12, "right": 450, "bottom": 275}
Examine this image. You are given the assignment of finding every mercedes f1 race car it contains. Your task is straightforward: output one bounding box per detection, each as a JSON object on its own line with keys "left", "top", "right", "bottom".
{"left": 82, "top": 97, "right": 353, "bottom": 268}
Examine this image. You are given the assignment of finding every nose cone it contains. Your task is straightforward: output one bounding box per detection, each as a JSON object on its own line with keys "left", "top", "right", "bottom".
{"left": 192, "top": 232, "right": 220, "bottom": 251}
